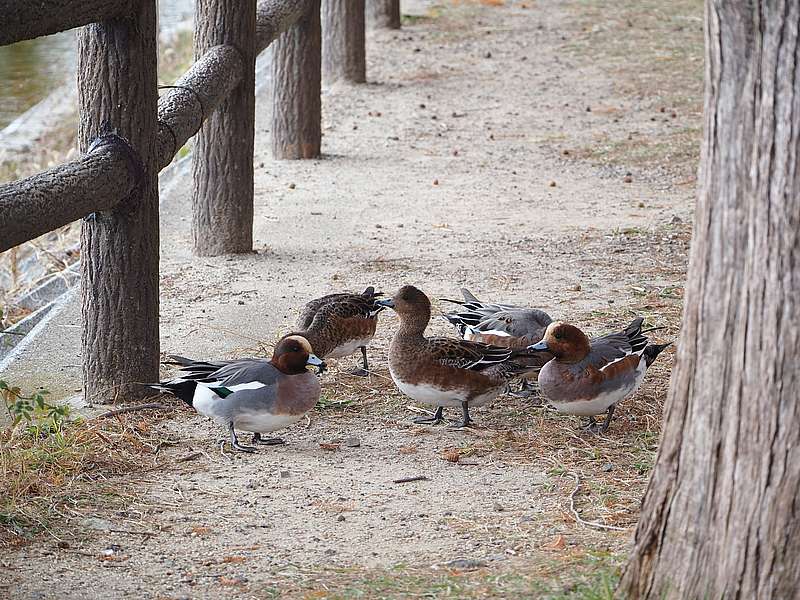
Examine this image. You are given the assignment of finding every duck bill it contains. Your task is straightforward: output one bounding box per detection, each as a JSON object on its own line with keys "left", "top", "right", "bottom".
{"left": 375, "top": 298, "right": 395, "bottom": 309}
{"left": 306, "top": 354, "right": 327, "bottom": 373}
{"left": 527, "top": 340, "right": 549, "bottom": 352}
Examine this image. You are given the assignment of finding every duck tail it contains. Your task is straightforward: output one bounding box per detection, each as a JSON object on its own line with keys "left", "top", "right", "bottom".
{"left": 460, "top": 288, "right": 481, "bottom": 303}
{"left": 148, "top": 379, "right": 197, "bottom": 407}
{"left": 643, "top": 342, "right": 671, "bottom": 367}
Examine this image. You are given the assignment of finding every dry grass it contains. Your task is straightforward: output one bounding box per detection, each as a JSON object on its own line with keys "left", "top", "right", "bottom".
{"left": 0, "top": 403, "right": 183, "bottom": 546}
{"left": 563, "top": 0, "right": 705, "bottom": 179}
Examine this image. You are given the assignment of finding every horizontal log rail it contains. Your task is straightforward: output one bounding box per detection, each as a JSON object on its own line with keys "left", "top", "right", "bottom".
{"left": 0, "top": 0, "right": 130, "bottom": 47}
{"left": 0, "top": 136, "right": 139, "bottom": 252}
{"left": 0, "top": 0, "right": 315, "bottom": 254}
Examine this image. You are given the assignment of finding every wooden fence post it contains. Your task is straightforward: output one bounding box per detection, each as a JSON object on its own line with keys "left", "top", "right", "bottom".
{"left": 367, "top": 0, "right": 400, "bottom": 30}
{"left": 77, "top": 1, "right": 159, "bottom": 402}
{"left": 192, "top": 0, "right": 256, "bottom": 255}
{"left": 322, "top": 0, "right": 366, "bottom": 84}
{"left": 272, "top": 0, "right": 322, "bottom": 159}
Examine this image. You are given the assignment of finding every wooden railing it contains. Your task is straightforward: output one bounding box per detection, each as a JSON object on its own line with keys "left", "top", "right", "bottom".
{"left": 0, "top": 0, "right": 401, "bottom": 402}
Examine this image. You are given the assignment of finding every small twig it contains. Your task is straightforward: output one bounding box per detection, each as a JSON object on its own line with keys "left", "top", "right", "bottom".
{"left": 108, "top": 528, "right": 157, "bottom": 537}
{"left": 0, "top": 329, "right": 25, "bottom": 336}
{"left": 96, "top": 403, "right": 171, "bottom": 419}
{"left": 176, "top": 452, "right": 204, "bottom": 463}
{"left": 568, "top": 473, "right": 627, "bottom": 532}
{"left": 393, "top": 475, "right": 429, "bottom": 484}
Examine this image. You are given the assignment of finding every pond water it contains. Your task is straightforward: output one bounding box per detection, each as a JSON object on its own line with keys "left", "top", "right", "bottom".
{"left": 0, "top": 1, "right": 194, "bottom": 129}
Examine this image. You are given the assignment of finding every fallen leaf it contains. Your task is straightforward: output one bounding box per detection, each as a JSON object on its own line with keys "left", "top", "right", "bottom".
{"left": 222, "top": 556, "right": 246, "bottom": 564}
{"left": 319, "top": 443, "right": 340, "bottom": 452}
{"left": 544, "top": 534, "right": 567, "bottom": 550}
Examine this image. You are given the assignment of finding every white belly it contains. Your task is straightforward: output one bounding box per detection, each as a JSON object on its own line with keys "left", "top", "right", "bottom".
{"left": 550, "top": 392, "right": 623, "bottom": 416}
{"left": 390, "top": 369, "right": 500, "bottom": 408}
{"left": 326, "top": 337, "right": 371, "bottom": 359}
{"left": 233, "top": 412, "right": 301, "bottom": 433}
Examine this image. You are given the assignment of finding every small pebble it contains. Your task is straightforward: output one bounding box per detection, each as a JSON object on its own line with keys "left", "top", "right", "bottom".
{"left": 485, "top": 51, "right": 492, "bottom": 58}
{"left": 280, "top": 470, "right": 290, "bottom": 478}
{"left": 569, "top": 283, "right": 581, "bottom": 292}
{"left": 337, "top": 515, "right": 346, "bottom": 522}
{"left": 549, "top": 180, "right": 557, "bottom": 187}
{"left": 433, "top": 179, "right": 439, "bottom": 186}
{"left": 288, "top": 182, "right": 296, "bottom": 189}
{"left": 493, "top": 502, "right": 504, "bottom": 512}
{"left": 603, "top": 463, "right": 614, "bottom": 472}
{"left": 623, "top": 175, "right": 633, "bottom": 183}
{"left": 344, "top": 437, "right": 361, "bottom": 448}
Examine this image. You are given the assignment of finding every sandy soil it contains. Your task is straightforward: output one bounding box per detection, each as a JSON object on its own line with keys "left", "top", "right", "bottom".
{"left": 1, "top": 0, "right": 699, "bottom": 597}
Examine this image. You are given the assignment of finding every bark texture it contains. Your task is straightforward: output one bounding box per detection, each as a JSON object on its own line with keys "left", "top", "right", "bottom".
{"left": 619, "top": 1, "right": 800, "bottom": 598}
{"left": 192, "top": 0, "right": 256, "bottom": 255}
{"left": 322, "top": 0, "right": 366, "bottom": 84}
{"left": 0, "top": 0, "right": 129, "bottom": 46}
{"left": 256, "top": 0, "right": 313, "bottom": 54}
{"left": 0, "top": 141, "right": 137, "bottom": 253}
{"left": 366, "top": 0, "right": 399, "bottom": 29}
{"left": 272, "top": 0, "right": 322, "bottom": 159}
{"left": 77, "top": 3, "right": 160, "bottom": 402}
{"left": 156, "top": 45, "right": 243, "bottom": 170}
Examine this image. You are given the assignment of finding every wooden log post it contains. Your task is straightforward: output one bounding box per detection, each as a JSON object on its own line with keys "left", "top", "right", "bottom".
{"left": 192, "top": 0, "right": 256, "bottom": 256}
{"left": 77, "top": 1, "right": 159, "bottom": 403}
{"left": 272, "top": 0, "right": 322, "bottom": 159}
{"left": 366, "top": 0, "right": 400, "bottom": 30}
{"left": 322, "top": 0, "right": 366, "bottom": 84}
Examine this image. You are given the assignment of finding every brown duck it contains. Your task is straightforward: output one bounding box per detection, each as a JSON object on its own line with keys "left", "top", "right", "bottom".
{"left": 290, "top": 286, "right": 384, "bottom": 376}
{"left": 378, "top": 285, "right": 547, "bottom": 427}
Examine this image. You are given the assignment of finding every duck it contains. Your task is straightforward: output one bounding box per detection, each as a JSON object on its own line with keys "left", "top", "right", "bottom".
{"left": 441, "top": 288, "right": 553, "bottom": 397}
{"left": 377, "top": 285, "right": 548, "bottom": 427}
{"left": 292, "top": 286, "right": 384, "bottom": 376}
{"left": 528, "top": 318, "right": 670, "bottom": 432}
{"left": 149, "top": 335, "right": 326, "bottom": 452}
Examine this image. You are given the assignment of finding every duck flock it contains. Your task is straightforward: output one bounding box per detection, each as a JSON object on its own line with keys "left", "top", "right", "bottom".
{"left": 150, "top": 285, "right": 670, "bottom": 452}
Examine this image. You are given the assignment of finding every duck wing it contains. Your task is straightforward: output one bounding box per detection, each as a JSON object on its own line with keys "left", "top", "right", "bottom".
{"left": 424, "top": 337, "right": 515, "bottom": 371}
{"left": 298, "top": 287, "right": 382, "bottom": 329}
{"left": 166, "top": 356, "right": 280, "bottom": 386}
{"left": 587, "top": 317, "right": 648, "bottom": 371}
{"left": 441, "top": 288, "right": 551, "bottom": 341}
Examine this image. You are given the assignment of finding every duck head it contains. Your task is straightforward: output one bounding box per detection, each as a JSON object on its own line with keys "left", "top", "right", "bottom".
{"left": 528, "top": 321, "right": 590, "bottom": 363}
{"left": 272, "top": 335, "right": 326, "bottom": 375}
{"left": 376, "top": 285, "right": 431, "bottom": 335}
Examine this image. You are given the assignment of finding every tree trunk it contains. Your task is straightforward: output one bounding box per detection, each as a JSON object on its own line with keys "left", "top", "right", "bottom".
{"left": 322, "top": 0, "right": 366, "bottom": 84}
{"left": 192, "top": 0, "right": 256, "bottom": 255}
{"left": 272, "top": 0, "right": 321, "bottom": 159}
{"left": 366, "top": 0, "right": 400, "bottom": 29}
{"left": 77, "top": 2, "right": 159, "bottom": 403}
{"left": 619, "top": 1, "right": 800, "bottom": 598}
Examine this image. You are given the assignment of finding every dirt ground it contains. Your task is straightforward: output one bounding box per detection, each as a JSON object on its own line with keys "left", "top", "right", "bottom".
{"left": 1, "top": 0, "right": 703, "bottom": 597}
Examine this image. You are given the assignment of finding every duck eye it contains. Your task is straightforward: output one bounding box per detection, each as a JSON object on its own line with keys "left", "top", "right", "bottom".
{"left": 554, "top": 332, "right": 563, "bottom": 340}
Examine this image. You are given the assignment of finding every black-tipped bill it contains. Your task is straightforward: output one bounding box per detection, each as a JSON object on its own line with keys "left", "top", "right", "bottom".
{"left": 306, "top": 353, "right": 327, "bottom": 373}
{"left": 375, "top": 298, "right": 395, "bottom": 309}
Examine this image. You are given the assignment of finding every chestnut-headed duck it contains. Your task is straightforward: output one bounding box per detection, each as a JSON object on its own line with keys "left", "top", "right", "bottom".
{"left": 441, "top": 288, "right": 554, "bottom": 397}
{"left": 291, "top": 286, "right": 384, "bottom": 376}
{"left": 529, "top": 318, "right": 670, "bottom": 432}
{"left": 378, "top": 285, "right": 548, "bottom": 427}
{"left": 150, "top": 336, "right": 326, "bottom": 452}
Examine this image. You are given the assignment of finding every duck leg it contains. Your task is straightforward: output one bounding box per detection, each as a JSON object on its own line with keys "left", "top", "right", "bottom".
{"left": 252, "top": 432, "right": 286, "bottom": 445}
{"left": 229, "top": 423, "right": 256, "bottom": 453}
{"left": 448, "top": 402, "right": 473, "bottom": 428}
{"left": 599, "top": 405, "right": 615, "bottom": 433}
{"left": 350, "top": 347, "right": 370, "bottom": 377}
{"left": 413, "top": 406, "right": 444, "bottom": 424}
{"left": 581, "top": 416, "right": 599, "bottom": 432}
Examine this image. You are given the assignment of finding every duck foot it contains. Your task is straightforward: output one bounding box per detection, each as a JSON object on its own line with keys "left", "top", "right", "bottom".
{"left": 252, "top": 433, "right": 285, "bottom": 445}
{"left": 447, "top": 402, "right": 474, "bottom": 428}
{"left": 349, "top": 347, "right": 371, "bottom": 377}
{"left": 413, "top": 406, "right": 444, "bottom": 425}
{"left": 228, "top": 423, "right": 256, "bottom": 452}
{"left": 582, "top": 406, "right": 614, "bottom": 434}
